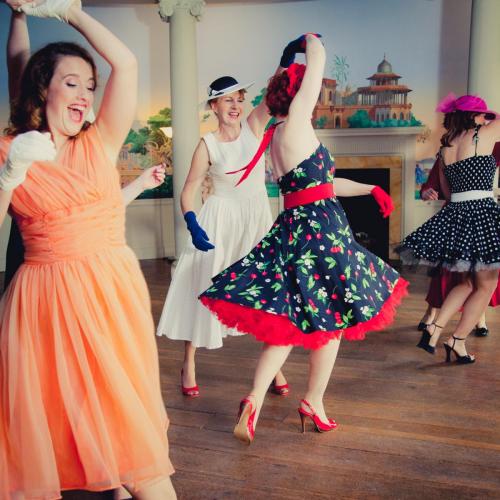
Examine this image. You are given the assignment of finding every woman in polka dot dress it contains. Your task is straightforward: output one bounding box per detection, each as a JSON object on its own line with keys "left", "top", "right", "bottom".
{"left": 398, "top": 93, "right": 500, "bottom": 363}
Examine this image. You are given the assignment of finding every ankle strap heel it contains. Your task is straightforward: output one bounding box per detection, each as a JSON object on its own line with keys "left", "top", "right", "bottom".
{"left": 297, "top": 399, "right": 338, "bottom": 433}
{"left": 443, "top": 336, "right": 475, "bottom": 364}
{"left": 416, "top": 322, "right": 442, "bottom": 355}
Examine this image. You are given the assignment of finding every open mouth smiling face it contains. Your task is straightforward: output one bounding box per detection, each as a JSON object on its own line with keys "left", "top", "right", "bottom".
{"left": 45, "top": 55, "right": 96, "bottom": 137}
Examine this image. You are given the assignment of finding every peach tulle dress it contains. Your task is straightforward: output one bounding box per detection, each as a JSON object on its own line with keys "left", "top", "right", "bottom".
{"left": 0, "top": 125, "right": 174, "bottom": 499}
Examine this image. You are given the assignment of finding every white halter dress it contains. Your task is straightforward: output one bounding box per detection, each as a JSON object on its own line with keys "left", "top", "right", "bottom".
{"left": 157, "top": 119, "right": 273, "bottom": 348}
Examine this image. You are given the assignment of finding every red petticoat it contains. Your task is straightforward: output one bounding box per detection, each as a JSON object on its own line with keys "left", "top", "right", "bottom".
{"left": 200, "top": 278, "right": 409, "bottom": 350}
{"left": 426, "top": 270, "right": 500, "bottom": 308}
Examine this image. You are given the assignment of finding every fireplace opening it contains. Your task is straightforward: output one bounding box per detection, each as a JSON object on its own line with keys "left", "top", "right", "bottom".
{"left": 335, "top": 168, "right": 390, "bottom": 261}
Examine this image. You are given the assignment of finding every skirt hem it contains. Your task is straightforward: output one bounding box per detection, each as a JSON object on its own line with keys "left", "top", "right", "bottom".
{"left": 7, "top": 466, "right": 175, "bottom": 500}
{"left": 156, "top": 329, "right": 244, "bottom": 349}
{"left": 200, "top": 278, "right": 409, "bottom": 349}
{"left": 397, "top": 247, "right": 500, "bottom": 272}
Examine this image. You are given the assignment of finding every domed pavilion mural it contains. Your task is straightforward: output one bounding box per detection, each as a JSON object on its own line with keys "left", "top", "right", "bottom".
{"left": 313, "top": 55, "right": 422, "bottom": 129}
{"left": 251, "top": 54, "right": 427, "bottom": 198}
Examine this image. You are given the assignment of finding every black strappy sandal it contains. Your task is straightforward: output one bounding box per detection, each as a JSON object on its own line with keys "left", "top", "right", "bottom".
{"left": 417, "top": 323, "right": 443, "bottom": 355}
{"left": 444, "top": 336, "right": 475, "bottom": 364}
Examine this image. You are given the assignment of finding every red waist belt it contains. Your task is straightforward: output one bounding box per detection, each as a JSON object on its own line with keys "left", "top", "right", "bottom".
{"left": 284, "top": 183, "right": 335, "bottom": 210}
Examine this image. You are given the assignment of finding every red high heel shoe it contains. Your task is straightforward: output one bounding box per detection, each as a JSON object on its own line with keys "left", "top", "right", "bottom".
{"left": 298, "top": 399, "right": 338, "bottom": 433}
{"left": 269, "top": 379, "right": 290, "bottom": 396}
{"left": 181, "top": 369, "right": 199, "bottom": 398}
{"left": 233, "top": 397, "right": 256, "bottom": 444}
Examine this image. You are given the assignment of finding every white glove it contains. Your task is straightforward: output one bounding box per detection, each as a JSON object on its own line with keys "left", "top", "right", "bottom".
{"left": 0, "top": 131, "right": 57, "bottom": 191}
{"left": 19, "top": 0, "right": 81, "bottom": 22}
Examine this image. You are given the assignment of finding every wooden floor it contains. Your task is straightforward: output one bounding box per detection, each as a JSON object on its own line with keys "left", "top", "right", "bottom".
{"left": 2, "top": 261, "right": 500, "bottom": 499}
{"left": 145, "top": 259, "right": 500, "bottom": 500}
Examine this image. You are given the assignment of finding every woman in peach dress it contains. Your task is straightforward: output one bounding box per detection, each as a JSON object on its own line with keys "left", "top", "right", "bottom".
{"left": 0, "top": 1, "right": 175, "bottom": 498}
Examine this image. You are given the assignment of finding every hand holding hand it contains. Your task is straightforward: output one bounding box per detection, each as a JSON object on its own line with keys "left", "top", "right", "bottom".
{"left": 18, "top": 0, "right": 81, "bottom": 22}
{"left": 371, "top": 186, "right": 394, "bottom": 218}
{"left": 140, "top": 164, "right": 166, "bottom": 191}
{"left": 280, "top": 33, "right": 322, "bottom": 68}
{"left": 421, "top": 188, "right": 439, "bottom": 201}
{"left": 184, "top": 211, "right": 215, "bottom": 252}
{"left": 0, "top": 131, "right": 56, "bottom": 191}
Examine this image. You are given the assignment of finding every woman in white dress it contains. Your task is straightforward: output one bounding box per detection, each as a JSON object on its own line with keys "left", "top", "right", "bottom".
{"left": 156, "top": 69, "right": 299, "bottom": 396}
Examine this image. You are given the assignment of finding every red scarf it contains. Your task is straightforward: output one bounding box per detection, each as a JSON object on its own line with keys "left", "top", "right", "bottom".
{"left": 227, "top": 65, "right": 306, "bottom": 186}
{"left": 226, "top": 122, "right": 279, "bottom": 186}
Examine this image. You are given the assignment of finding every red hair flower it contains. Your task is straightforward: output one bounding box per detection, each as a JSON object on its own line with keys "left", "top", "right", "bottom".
{"left": 286, "top": 63, "right": 306, "bottom": 97}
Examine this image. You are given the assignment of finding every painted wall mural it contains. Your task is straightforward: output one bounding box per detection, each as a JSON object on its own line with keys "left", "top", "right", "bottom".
{"left": 414, "top": 157, "right": 436, "bottom": 200}
{"left": 251, "top": 54, "right": 427, "bottom": 199}
{"left": 313, "top": 55, "right": 422, "bottom": 129}
{"left": 119, "top": 108, "right": 173, "bottom": 199}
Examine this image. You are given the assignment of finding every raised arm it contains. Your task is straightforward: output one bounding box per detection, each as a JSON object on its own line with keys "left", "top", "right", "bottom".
{"left": 247, "top": 34, "right": 315, "bottom": 137}
{"left": 247, "top": 68, "right": 281, "bottom": 138}
{"left": 6, "top": 6, "right": 30, "bottom": 103}
{"left": 288, "top": 35, "right": 325, "bottom": 123}
{"left": 247, "top": 86, "right": 273, "bottom": 139}
{"left": 65, "top": 6, "right": 138, "bottom": 162}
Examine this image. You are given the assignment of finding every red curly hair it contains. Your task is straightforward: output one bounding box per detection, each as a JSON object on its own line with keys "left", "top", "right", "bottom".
{"left": 265, "top": 64, "right": 305, "bottom": 117}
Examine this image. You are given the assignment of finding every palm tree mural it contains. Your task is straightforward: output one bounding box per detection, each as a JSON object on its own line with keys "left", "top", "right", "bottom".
{"left": 331, "top": 54, "right": 350, "bottom": 88}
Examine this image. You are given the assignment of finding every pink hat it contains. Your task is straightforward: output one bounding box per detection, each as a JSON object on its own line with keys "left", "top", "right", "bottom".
{"left": 436, "top": 92, "right": 498, "bottom": 120}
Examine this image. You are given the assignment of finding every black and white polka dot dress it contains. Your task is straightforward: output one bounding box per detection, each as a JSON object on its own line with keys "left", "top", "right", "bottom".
{"left": 398, "top": 153, "right": 500, "bottom": 272}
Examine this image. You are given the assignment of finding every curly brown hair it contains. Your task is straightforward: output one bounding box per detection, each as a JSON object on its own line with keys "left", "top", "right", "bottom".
{"left": 266, "top": 66, "right": 306, "bottom": 117}
{"left": 5, "top": 42, "right": 97, "bottom": 136}
{"left": 265, "top": 71, "right": 293, "bottom": 117}
{"left": 440, "top": 110, "right": 480, "bottom": 147}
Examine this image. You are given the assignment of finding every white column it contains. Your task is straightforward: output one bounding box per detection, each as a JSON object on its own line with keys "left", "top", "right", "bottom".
{"left": 158, "top": 0, "right": 205, "bottom": 257}
{"left": 468, "top": 0, "right": 500, "bottom": 110}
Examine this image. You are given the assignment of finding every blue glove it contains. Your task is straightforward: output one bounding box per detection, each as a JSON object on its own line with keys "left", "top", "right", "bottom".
{"left": 279, "top": 33, "right": 322, "bottom": 68}
{"left": 184, "top": 211, "right": 215, "bottom": 252}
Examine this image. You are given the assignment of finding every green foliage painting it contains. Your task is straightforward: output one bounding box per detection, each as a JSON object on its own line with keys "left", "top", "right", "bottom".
{"left": 347, "top": 109, "right": 422, "bottom": 128}
{"left": 121, "top": 107, "right": 173, "bottom": 199}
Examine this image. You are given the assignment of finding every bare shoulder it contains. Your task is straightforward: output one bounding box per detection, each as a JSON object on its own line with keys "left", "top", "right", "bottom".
{"left": 191, "top": 138, "right": 211, "bottom": 170}
{"left": 195, "top": 137, "right": 210, "bottom": 156}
